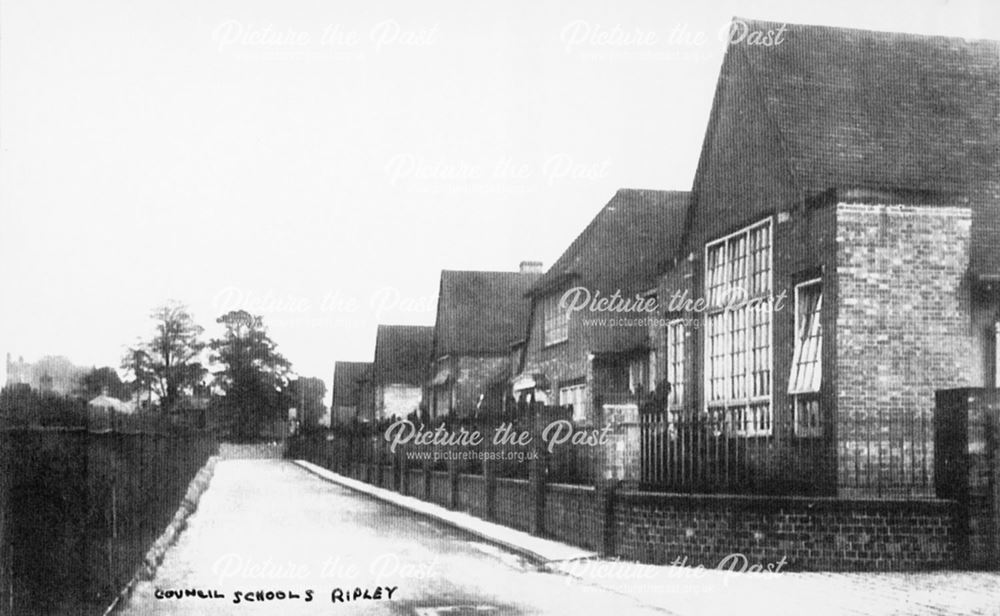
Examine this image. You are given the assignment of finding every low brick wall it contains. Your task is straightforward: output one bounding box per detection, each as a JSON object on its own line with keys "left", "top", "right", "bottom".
{"left": 495, "top": 478, "right": 533, "bottom": 533}
{"left": 378, "top": 465, "right": 392, "bottom": 490}
{"left": 291, "top": 435, "right": 965, "bottom": 571}
{"left": 612, "top": 491, "right": 957, "bottom": 571}
{"left": 545, "top": 483, "right": 603, "bottom": 552}
{"left": 456, "top": 474, "right": 489, "bottom": 519}
{"left": 405, "top": 469, "right": 424, "bottom": 498}
{"left": 428, "top": 471, "right": 451, "bottom": 508}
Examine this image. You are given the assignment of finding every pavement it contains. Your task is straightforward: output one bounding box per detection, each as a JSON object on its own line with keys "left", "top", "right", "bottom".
{"left": 118, "top": 457, "right": 1000, "bottom": 616}
{"left": 293, "top": 460, "right": 596, "bottom": 564}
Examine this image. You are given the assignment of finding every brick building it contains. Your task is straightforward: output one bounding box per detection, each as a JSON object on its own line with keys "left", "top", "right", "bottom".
{"left": 371, "top": 325, "right": 434, "bottom": 421}
{"left": 427, "top": 264, "right": 541, "bottom": 419}
{"left": 513, "top": 189, "right": 689, "bottom": 425}
{"left": 648, "top": 19, "right": 1000, "bottom": 497}
{"left": 330, "top": 361, "right": 371, "bottom": 425}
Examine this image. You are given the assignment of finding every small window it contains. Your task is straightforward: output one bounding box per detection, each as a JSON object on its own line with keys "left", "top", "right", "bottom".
{"left": 790, "top": 279, "right": 823, "bottom": 436}
{"left": 543, "top": 294, "right": 569, "bottom": 346}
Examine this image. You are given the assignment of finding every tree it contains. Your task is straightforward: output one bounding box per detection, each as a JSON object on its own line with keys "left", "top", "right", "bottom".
{"left": 136, "top": 301, "right": 207, "bottom": 412}
{"left": 288, "top": 376, "right": 327, "bottom": 431}
{"left": 76, "top": 367, "right": 128, "bottom": 401}
{"left": 121, "top": 346, "right": 155, "bottom": 406}
{"left": 210, "top": 310, "right": 291, "bottom": 440}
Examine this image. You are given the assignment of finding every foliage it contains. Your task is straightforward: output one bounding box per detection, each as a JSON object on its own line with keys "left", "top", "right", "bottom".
{"left": 130, "top": 301, "right": 207, "bottom": 412}
{"left": 288, "top": 376, "right": 327, "bottom": 431}
{"left": 0, "top": 383, "right": 87, "bottom": 428}
{"left": 76, "top": 366, "right": 129, "bottom": 401}
{"left": 210, "top": 310, "right": 292, "bottom": 441}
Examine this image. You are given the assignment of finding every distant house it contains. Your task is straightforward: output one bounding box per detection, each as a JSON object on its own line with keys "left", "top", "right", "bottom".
{"left": 372, "top": 325, "right": 434, "bottom": 422}
{"left": 427, "top": 263, "right": 541, "bottom": 419}
{"left": 330, "top": 361, "right": 371, "bottom": 425}
{"left": 513, "top": 189, "right": 690, "bottom": 424}
{"left": 649, "top": 19, "right": 1000, "bottom": 496}
{"left": 87, "top": 390, "right": 136, "bottom": 426}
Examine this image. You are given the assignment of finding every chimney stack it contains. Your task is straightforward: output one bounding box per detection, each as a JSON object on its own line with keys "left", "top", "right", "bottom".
{"left": 519, "top": 261, "right": 543, "bottom": 274}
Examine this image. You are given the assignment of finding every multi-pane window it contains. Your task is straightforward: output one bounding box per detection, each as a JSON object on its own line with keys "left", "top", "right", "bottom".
{"left": 790, "top": 279, "right": 823, "bottom": 437}
{"left": 543, "top": 293, "right": 569, "bottom": 346}
{"left": 704, "top": 218, "right": 772, "bottom": 435}
{"left": 666, "top": 319, "right": 685, "bottom": 409}
{"left": 559, "top": 383, "right": 587, "bottom": 422}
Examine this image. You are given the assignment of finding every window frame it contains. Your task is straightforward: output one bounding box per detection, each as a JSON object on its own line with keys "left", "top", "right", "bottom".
{"left": 542, "top": 293, "right": 570, "bottom": 347}
{"left": 790, "top": 278, "right": 823, "bottom": 438}
{"left": 994, "top": 320, "right": 1000, "bottom": 389}
{"left": 647, "top": 349, "right": 658, "bottom": 394}
{"left": 702, "top": 217, "right": 774, "bottom": 437}
{"left": 666, "top": 319, "right": 685, "bottom": 410}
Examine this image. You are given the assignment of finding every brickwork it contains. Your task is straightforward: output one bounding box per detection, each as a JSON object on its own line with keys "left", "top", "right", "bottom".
{"left": 428, "top": 471, "right": 451, "bottom": 508}
{"left": 612, "top": 491, "right": 956, "bottom": 571}
{"left": 835, "top": 204, "right": 973, "bottom": 496}
{"left": 494, "top": 478, "right": 533, "bottom": 533}
{"left": 307, "top": 444, "right": 961, "bottom": 571}
{"left": 543, "top": 483, "right": 603, "bottom": 551}
{"left": 456, "top": 474, "right": 489, "bottom": 519}
{"left": 405, "top": 469, "right": 424, "bottom": 498}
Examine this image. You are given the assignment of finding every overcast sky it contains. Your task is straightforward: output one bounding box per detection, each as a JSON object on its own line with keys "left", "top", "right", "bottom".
{"left": 2, "top": 0, "right": 997, "bottom": 398}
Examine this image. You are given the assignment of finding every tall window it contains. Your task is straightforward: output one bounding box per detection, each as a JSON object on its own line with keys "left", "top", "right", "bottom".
{"left": 790, "top": 280, "right": 823, "bottom": 436}
{"left": 704, "top": 218, "right": 772, "bottom": 435}
{"left": 543, "top": 293, "right": 569, "bottom": 346}
{"left": 559, "top": 383, "right": 587, "bottom": 422}
{"left": 647, "top": 350, "right": 658, "bottom": 394}
{"left": 994, "top": 320, "right": 999, "bottom": 389}
{"left": 666, "top": 319, "right": 685, "bottom": 409}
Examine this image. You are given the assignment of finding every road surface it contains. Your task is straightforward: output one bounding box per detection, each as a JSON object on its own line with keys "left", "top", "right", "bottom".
{"left": 120, "top": 458, "right": 672, "bottom": 615}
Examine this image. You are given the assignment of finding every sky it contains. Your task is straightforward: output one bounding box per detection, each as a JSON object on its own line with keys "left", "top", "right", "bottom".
{"left": 2, "top": 0, "right": 998, "bottom": 400}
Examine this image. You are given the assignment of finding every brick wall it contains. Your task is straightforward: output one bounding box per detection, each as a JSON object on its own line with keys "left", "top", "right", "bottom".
{"left": 612, "top": 491, "right": 956, "bottom": 571}
{"left": 494, "top": 478, "right": 533, "bottom": 533}
{"left": 380, "top": 465, "right": 394, "bottom": 490}
{"left": 428, "top": 471, "right": 451, "bottom": 508}
{"left": 404, "top": 469, "right": 424, "bottom": 498}
{"left": 456, "top": 474, "right": 489, "bottom": 519}
{"left": 314, "top": 446, "right": 961, "bottom": 571}
{"left": 835, "top": 203, "right": 973, "bottom": 496}
{"left": 544, "top": 483, "right": 603, "bottom": 551}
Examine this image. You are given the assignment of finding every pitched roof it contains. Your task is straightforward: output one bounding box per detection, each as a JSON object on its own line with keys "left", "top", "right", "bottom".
{"left": 688, "top": 18, "right": 1000, "bottom": 272}
{"left": 372, "top": 325, "right": 434, "bottom": 386}
{"left": 433, "top": 270, "right": 540, "bottom": 357}
{"left": 331, "top": 361, "right": 371, "bottom": 407}
{"left": 530, "top": 188, "right": 690, "bottom": 352}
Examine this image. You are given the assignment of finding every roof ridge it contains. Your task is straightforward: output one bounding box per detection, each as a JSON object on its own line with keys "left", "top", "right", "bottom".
{"left": 733, "top": 16, "right": 1000, "bottom": 45}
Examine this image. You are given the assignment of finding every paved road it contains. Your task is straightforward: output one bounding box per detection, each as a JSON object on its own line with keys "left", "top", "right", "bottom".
{"left": 121, "top": 459, "right": 672, "bottom": 615}
{"left": 121, "top": 458, "right": 1000, "bottom": 616}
